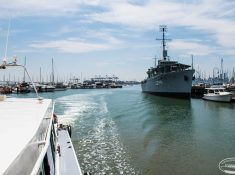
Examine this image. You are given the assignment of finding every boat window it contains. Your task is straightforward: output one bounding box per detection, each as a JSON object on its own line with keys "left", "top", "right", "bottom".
{"left": 209, "top": 90, "right": 214, "bottom": 93}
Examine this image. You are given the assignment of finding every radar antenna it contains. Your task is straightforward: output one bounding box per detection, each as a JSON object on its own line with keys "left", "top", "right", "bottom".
{"left": 156, "top": 25, "right": 171, "bottom": 60}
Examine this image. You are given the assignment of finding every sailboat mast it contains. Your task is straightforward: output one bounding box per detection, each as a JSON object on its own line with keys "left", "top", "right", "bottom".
{"left": 51, "top": 58, "right": 54, "bottom": 84}
{"left": 23, "top": 57, "right": 26, "bottom": 82}
{"left": 40, "top": 67, "right": 41, "bottom": 83}
{"left": 4, "top": 18, "right": 11, "bottom": 60}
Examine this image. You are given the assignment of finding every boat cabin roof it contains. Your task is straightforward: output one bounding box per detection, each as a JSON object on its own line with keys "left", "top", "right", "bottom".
{"left": 205, "top": 87, "right": 225, "bottom": 90}
{"left": 0, "top": 97, "right": 53, "bottom": 174}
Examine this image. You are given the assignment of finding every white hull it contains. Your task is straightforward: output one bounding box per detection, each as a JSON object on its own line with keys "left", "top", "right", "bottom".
{"left": 0, "top": 98, "right": 82, "bottom": 175}
{"left": 203, "top": 94, "right": 232, "bottom": 102}
{"left": 203, "top": 87, "right": 233, "bottom": 102}
{"left": 41, "top": 88, "right": 55, "bottom": 92}
{"left": 30, "top": 85, "right": 55, "bottom": 93}
{"left": 54, "top": 87, "right": 67, "bottom": 91}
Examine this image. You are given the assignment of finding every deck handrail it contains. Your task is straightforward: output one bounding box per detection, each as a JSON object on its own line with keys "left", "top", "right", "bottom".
{"left": 0, "top": 59, "right": 42, "bottom": 101}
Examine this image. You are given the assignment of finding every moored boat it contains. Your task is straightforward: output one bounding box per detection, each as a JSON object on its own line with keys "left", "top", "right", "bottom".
{"left": 31, "top": 84, "right": 56, "bottom": 93}
{"left": 54, "top": 82, "right": 67, "bottom": 91}
{"left": 141, "top": 25, "right": 195, "bottom": 98}
{"left": 202, "top": 86, "right": 233, "bottom": 102}
{"left": 16, "top": 82, "right": 31, "bottom": 93}
{"left": 0, "top": 85, "right": 12, "bottom": 94}
{"left": 42, "top": 84, "right": 56, "bottom": 92}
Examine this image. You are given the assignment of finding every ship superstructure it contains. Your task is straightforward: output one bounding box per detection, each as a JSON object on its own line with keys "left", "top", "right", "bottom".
{"left": 141, "top": 25, "right": 195, "bottom": 98}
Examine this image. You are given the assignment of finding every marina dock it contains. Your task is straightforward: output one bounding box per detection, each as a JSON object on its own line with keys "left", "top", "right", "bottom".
{"left": 191, "top": 85, "right": 206, "bottom": 98}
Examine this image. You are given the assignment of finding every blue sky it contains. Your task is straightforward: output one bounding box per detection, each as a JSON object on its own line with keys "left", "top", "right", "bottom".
{"left": 0, "top": 0, "right": 235, "bottom": 82}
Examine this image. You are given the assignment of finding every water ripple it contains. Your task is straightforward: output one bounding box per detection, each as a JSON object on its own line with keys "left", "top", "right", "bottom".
{"left": 56, "top": 92, "right": 138, "bottom": 174}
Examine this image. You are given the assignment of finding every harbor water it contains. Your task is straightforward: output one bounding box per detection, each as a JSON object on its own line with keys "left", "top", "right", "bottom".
{"left": 14, "top": 86, "right": 235, "bottom": 174}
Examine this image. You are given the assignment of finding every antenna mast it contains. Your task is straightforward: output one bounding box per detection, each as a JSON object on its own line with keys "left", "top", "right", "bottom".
{"left": 156, "top": 25, "right": 171, "bottom": 61}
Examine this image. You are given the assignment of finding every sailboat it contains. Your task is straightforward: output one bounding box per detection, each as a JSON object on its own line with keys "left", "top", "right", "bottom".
{"left": 31, "top": 67, "right": 55, "bottom": 93}
{"left": 51, "top": 58, "right": 67, "bottom": 91}
{"left": 17, "top": 57, "right": 31, "bottom": 93}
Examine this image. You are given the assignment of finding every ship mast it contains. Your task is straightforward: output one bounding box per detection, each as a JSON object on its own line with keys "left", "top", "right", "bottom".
{"left": 156, "top": 25, "right": 171, "bottom": 61}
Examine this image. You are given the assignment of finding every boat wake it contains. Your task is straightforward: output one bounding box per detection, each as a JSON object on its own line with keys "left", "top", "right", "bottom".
{"left": 55, "top": 94, "right": 97, "bottom": 125}
{"left": 55, "top": 92, "right": 138, "bottom": 174}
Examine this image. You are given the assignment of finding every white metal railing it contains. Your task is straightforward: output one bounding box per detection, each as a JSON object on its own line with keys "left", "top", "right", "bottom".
{"left": 30, "top": 102, "right": 55, "bottom": 175}
{"left": 0, "top": 58, "right": 42, "bottom": 101}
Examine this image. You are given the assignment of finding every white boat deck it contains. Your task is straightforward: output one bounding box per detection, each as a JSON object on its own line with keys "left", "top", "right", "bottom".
{"left": 58, "top": 129, "right": 82, "bottom": 175}
{"left": 0, "top": 97, "right": 52, "bottom": 174}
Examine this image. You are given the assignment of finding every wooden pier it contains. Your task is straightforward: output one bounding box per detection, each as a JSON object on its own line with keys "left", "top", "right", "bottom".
{"left": 191, "top": 85, "right": 206, "bottom": 98}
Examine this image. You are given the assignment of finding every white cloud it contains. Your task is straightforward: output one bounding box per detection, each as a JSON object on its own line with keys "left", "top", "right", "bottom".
{"left": 84, "top": 30, "right": 124, "bottom": 44}
{"left": 1, "top": 0, "right": 235, "bottom": 76}
{"left": 29, "top": 28, "right": 124, "bottom": 53}
{"left": 0, "top": 0, "right": 81, "bottom": 18}
{"left": 30, "top": 39, "right": 110, "bottom": 53}
{"left": 90, "top": 1, "right": 190, "bottom": 28}
{"left": 2, "top": 0, "right": 235, "bottom": 53}
{"left": 88, "top": 0, "right": 235, "bottom": 53}
{"left": 82, "top": 0, "right": 101, "bottom": 6}
{"left": 170, "top": 40, "right": 212, "bottom": 56}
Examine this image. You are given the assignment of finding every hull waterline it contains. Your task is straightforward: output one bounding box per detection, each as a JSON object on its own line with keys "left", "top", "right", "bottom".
{"left": 141, "top": 69, "right": 195, "bottom": 99}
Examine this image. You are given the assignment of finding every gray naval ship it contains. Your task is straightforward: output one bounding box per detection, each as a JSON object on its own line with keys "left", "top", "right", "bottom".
{"left": 141, "top": 25, "right": 195, "bottom": 98}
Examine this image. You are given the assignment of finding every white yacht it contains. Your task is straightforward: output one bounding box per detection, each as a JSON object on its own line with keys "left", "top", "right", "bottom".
{"left": 203, "top": 86, "right": 233, "bottom": 102}
{"left": 42, "top": 84, "right": 55, "bottom": 92}
{"left": 0, "top": 60, "right": 83, "bottom": 175}
{"left": 30, "top": 83, "right": 55, "bottom": 93}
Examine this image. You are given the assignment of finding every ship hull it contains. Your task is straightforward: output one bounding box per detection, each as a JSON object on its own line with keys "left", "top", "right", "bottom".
{"left": 141, "top": 69, "right": 195, "bottom": 99}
